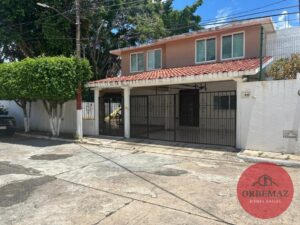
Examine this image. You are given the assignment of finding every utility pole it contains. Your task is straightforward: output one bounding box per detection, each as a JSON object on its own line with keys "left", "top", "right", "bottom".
{"left": 37, "top": 1, "right": 83, "bottom": 138}
{"left": 75, "top": 0, "right": 83, "bottom": 139}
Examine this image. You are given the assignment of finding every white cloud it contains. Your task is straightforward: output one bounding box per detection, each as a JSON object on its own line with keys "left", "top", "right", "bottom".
{"left": 205, "top": 7, "right": 232, "bottom": 28}
{"left": 275, "top": 10, "right": 292, "bottom": 30}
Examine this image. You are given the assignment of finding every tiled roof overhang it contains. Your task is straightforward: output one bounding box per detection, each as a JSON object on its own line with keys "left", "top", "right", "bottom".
{"left": 86, "top": 57, "right": 273, "bottom": 89}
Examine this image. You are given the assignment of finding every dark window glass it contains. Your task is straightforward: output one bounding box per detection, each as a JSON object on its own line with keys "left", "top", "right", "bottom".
{"left": 214, "top": 95, "right": 236, "bottom": 110}
{"left": 179, "top": 90, "right": 199, "bottom": 127}
{"left": 230, "top": 95, "right": 236, "bottom": 109}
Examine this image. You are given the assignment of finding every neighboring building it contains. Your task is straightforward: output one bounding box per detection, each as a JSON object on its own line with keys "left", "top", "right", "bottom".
{"left": 266, "top": 27, "right": 300, "bottom": 60}
{"left": 86, "top": 18, "right": 275, "bottom": 147}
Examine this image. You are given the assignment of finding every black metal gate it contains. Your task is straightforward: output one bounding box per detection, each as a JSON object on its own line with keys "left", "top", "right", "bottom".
{"left": 130, "top": 91, "right": 236, "bottom": 147}
{"left": 99, "top": 94, "right": 124, "bottom": 136}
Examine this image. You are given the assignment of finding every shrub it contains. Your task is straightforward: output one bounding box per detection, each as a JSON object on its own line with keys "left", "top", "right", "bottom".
{"left": 267, "top": 54, "right": 300, "bottom": 80}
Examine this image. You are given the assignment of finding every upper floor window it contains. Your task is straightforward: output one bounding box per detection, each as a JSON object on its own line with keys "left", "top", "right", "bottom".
{"left": 130, "top": 52, "right": 144, "bottom": 73}
{"left": 196, "top": 38, "right": 216, "bottom": 63}
{"left": 147, "top": 49, "right": 162, "bottom": 70}
{"left": 222, "top": 32, "right": 244, "bottom": 60}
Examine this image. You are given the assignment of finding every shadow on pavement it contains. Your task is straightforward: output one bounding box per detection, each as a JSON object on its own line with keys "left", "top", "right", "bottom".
{"left": 0, "top": 135, "right": 68, "bottom": 147}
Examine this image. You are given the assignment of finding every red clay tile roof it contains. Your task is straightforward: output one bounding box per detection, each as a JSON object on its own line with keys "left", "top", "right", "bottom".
{"left": 90, "top": 57, "right": 272, "bottom": 84}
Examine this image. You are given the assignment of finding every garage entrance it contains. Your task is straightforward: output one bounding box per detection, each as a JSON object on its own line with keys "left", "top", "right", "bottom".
{"left": 130, "top": 90, "right": 236, "bottom": 147}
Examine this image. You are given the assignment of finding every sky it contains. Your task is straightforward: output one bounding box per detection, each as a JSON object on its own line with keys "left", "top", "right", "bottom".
{"left": 172, "top": 0, "right": 300, "bottom": 30}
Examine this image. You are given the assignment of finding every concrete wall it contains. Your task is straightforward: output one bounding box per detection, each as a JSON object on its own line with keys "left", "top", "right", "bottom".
{"left": 266, "top": 27, "right": 300, "bottom": 60}
{"left": 0, "top": 101, "right": 24, "bottom": 129}
{"left": 14, "top": 101, "right": 96, "bottom": 135}
{"left": 237, "top": 78, "right": 300, "bottom": 154}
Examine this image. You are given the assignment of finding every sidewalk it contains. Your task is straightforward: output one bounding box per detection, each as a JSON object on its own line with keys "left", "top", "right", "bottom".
{"left": 16, "top": 132, "right": 300, "bottom": 167}
{"left": 237, "top": 150, "right": 300, "bottom": 167}
{"left": 82, "top": 136, "right": 239, "bottom": 162}
{"left": 16, "top": 132, "right": 240, "bottom": 163}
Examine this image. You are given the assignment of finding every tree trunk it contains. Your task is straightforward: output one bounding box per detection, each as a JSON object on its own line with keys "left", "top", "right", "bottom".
{"left": 15, "top": 100, "right": 31, "bottom": 133}
{"left": 43, "top": 101, "right": 65, "bottom": 137}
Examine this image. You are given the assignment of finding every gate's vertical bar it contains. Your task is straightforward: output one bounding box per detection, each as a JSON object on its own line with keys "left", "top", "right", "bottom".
{"left": 174, "top": 94, "right": 177, "bottom": 142}
{"left": 108, "top": 97, "right": 111, "bottom": 134}
{"left": 147, "top": 96, "right": 149, "bottom": 138}
{"left": 227, "top": 92, "right": 230, "bottom": 146}
{"left": 234, "top": 90, "right": 237, "bottom": 147}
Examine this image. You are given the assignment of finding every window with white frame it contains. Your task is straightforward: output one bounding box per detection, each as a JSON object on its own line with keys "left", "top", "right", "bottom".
{"left": 130, "top": 52, "right": 144, "bottom": 72}
{"left": 147, "top": 49, "right": 162, "bottom": 70}
{"left": 196, "top": 38, "right": 216, "bottom": 63}
{"left": 222, "top": 32, "right": 244, "bottom": 60}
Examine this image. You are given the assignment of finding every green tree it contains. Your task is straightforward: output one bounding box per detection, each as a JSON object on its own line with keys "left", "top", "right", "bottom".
{"left": 0, "top": 0, "right": 202, "bottom": 78}
{"left": 0, "top": 57, "right": 92, "bottom": 136}
{"left": 0, "top": 62, "right": 34, "bottom": 132}
{"left": 267, "top": 54, "right": 300, "bottom": 80}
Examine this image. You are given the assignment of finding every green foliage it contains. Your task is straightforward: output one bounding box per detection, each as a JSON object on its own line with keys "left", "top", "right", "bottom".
{"left": 0, "top": 0, "right": 75, "bottom": 61}
{"left": 267, "top": 54, "right": 300, "bottom": 80}
{"left": 0, "top": 57, "right": 92, "bottom": 102}
{"left": 0, "top": 62, "right": 22, "bottom": 100}
{"left": 0, "top": 0, "right": 203, "bottom": 79}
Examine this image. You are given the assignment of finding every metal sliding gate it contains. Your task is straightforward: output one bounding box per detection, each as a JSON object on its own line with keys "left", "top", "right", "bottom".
{"left": 99, "top": 94, "right": 124, "bottom": 136}
{"left": 130, "top": 91, "right": 236, "bottom": 147}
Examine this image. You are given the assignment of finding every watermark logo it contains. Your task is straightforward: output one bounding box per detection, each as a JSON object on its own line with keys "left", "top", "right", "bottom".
{"left": 237, "top": 163, "right": 294, "bottom": 219}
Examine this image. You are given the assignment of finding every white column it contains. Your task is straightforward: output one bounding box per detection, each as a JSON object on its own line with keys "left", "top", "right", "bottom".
{"left": 94, "top": 88, "right": 100, "bottom": 136}
{"left": 235, "top": 79, "right": 243, "bottom": 149}
{"left": 123, "top": 86, "right": 131, "bottom": 138}
{"left": 76, "top": 110, "right": 83, "bottom": 139}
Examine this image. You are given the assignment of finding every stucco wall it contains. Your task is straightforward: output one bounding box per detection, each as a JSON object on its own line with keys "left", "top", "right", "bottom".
{"left": 120, "top": 25, "right": 262, "bottom": 75}
{"left": 266, "top": 27, "right": 300, "bottom": 60}
{"left": 237, "top": 78, "right": 300, "bottom": 153}
{"left": 8, "top": 100, "right": 96, "bottom": 136}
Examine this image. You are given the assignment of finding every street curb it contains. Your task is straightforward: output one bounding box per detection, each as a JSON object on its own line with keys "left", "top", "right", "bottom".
{"left": 237, "top": 152, "right": 300, "bottom": 168}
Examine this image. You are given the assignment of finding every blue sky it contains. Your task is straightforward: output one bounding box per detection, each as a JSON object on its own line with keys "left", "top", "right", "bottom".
{"left": 172, "top": 0, "right": 300, "bottom": 29}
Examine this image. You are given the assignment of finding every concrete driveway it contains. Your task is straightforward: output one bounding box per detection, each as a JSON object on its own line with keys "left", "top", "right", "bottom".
{"left": 0, "top": 136, "right": 299, "bottom": 225}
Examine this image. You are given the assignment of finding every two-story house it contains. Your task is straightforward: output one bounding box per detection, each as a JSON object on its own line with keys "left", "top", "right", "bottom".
{"left": 87, "top": 18, "right": 275, "bottom": 147}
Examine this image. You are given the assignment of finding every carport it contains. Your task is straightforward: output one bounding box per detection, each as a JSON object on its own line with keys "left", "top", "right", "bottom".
{"left": 86, "top": 57, "right": 273, "bottom": 147}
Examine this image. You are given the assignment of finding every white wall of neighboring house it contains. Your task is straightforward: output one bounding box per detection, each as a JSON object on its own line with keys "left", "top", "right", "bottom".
{"left": 0, "top": 101, "right": 24, "bottom": 129}
{"left": 29, "top": 100, "right": 96, "bottom": 136}
{"left": 237, "top": 76, "right": 300, "bottom": 154}
{"left": 266, "top": 27, "right": 300, "bottom": 60}
{"left": 7, "top": 101, "right": 95, "bottom": 135}
{"left": 1, "top": 99, "right": 96, "bottom": 136}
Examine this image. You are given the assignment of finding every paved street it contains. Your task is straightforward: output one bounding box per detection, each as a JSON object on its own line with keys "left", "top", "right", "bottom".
{"left": 0, "top": 136, "right": 299, "bottom": 225}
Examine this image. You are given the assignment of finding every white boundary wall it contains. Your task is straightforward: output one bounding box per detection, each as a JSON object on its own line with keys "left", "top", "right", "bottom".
{"left": 237, "top": 77, "right": 300, "bottom": 154}
{"left": 0, "top": 100, "right": 96, "bottom": 136}
{"left": 29, "top": 100, "right": 96, "bottom": 136}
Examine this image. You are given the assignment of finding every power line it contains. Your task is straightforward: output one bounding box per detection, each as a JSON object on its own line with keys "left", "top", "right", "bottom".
{"left": 21, "top": 14, "right": 300, "bottom": 42}
{"left": 201, "top": 0, "right": 288, "bottom": 23}
{"left": 0, "top": 9, "right": 74, "bottom": 29}
{"left": 201, "top": 5, "right": 299, "bottom": 26}
{"left": 164, "top": 11, "right": 300, "bottom": 32}
{"left": 81, "top": 0, "right": 147, "bottom": 10}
